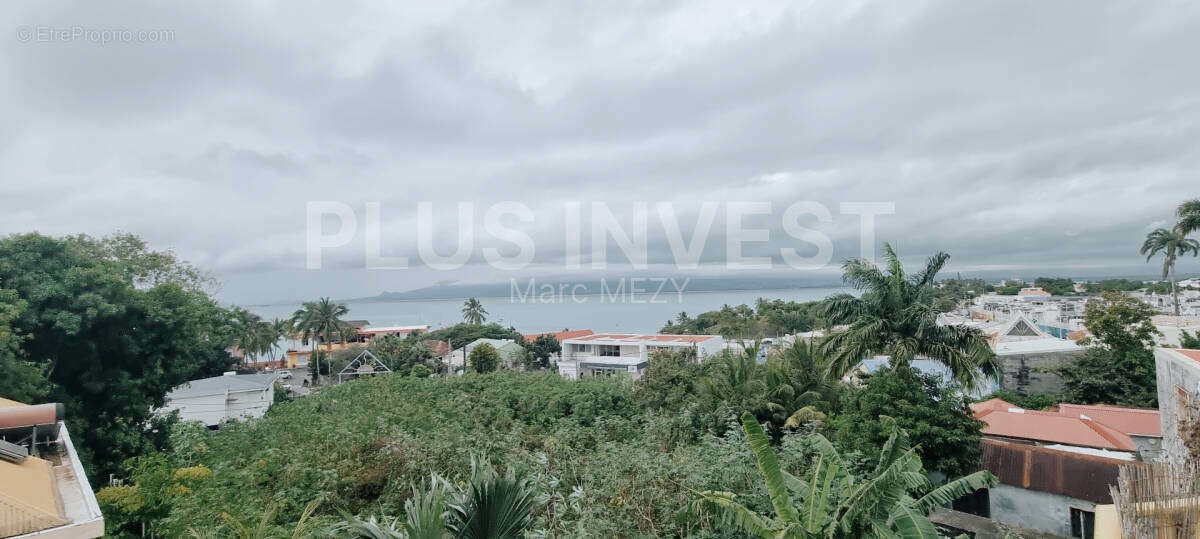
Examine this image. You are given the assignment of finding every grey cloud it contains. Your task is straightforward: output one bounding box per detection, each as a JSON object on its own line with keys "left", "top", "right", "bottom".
{"left": 2, "top": 0, "right": 1200, "bottom": 304}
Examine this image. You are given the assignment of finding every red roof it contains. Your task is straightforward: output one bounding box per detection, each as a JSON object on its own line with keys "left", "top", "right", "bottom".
{"left": 975, "top": 407, "right": 1137, "bottom": 451}
{"left": 1179, "top": 349, "right": 1200, "bottom": 363}
{"left": 970, "top": 398, "right": 1017, "bottom": 414}
{"left": 425, "top": 339, "right": 451, "bottom": 356}
{"left": 521, "top": 330, "right": 594, "bottom": 342}
{"left": 1055, "top": 404, "right": 1161, "bottom": 437}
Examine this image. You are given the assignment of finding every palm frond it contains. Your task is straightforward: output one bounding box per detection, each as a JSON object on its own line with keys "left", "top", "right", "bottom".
{"left": 913, "top": 470, "right": 997, "bottom": 514}
{"left": 740, "top": 411, "right": 799, "bottom": 524}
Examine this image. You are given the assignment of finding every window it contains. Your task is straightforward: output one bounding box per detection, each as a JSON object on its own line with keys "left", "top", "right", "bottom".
{"left": 598, "top": 345, "right": 620, "bottom": 357}
{"left": 1070, "top": 507, "right": 1094, "bottom": 539}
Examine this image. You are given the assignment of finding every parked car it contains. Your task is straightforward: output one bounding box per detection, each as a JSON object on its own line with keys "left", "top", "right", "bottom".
{"left": 278, "top": 370, "right": 293, "bottom": 379}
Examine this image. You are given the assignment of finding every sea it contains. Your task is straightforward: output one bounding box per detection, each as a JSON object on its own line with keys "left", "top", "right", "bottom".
{"left": 245, "top": 286, "right": 849, "bottom": 334}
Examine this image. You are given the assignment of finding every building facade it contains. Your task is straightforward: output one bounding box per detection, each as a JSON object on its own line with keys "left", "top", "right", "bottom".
{"left": 1154, "top": 347, "right": 1200, "bottom": 463}
{"left": 558, "top": 333, "right": 724, "bottom": 380}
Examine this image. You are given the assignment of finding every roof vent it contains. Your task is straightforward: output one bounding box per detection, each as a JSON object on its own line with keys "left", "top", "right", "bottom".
{"left": 0, "top": 439, "right": 29, "bottom": 463}
{"left": 1007, "top": 408, "right": 1025, "bottom": 414}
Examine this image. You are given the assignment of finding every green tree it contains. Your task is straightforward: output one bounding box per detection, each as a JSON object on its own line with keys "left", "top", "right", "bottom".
{"left": 1033, "top": 277, "right": 1076, "bottom": 296}
{"left": 1178, "top": 198, "right": 1200, "bottom": 238}
{"left": 469, "top": 343, "right": 500, "bottom": 373}
{"left": 96, "top": 454, "right": 213, "bottom": 536}
{"left": 1180, "top": 329, "right": 1200, "bottom": 349}
{"left": 634, "top": 347, "right": 702, "bottom": 412}
{"left": 361, "top": 334, "right": 436, "bottom": 375}
{"left": 831, "top": 366, "right": 984, "bottom": 479}
{"left": 0, "top": 289, "right": 47, "bottom": 403}
{"left": 0, "top": 233, "right": 236, "bottom": 481}
{"left": 688, "top": 412, "right": 995, "bottom": 538}
{"left": 1059, "top": 292, "right": 1160, "bottom": 407}
{"left": 290, "top": 298, "right": 353, "bottom": 384}
{"left": 1141, "top": 227, "right": 1199, "bottom": 316}
{"left": 522, "top": 334, "right": 561, "bottom": 370}
{"left": 820, "top": 244, "right": 997, "bottom": 390}
{"left": 462, "top": 297, "right": 488, "bottom": 325}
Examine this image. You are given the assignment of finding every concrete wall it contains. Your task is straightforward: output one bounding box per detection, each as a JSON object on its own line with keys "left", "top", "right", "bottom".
{"left": 1155, "top": 348, "right": 1200, "bottom": 463}
{"left": 1131, "top": 434, "right": 1163, "bottom": 462}
{"left": 1000, "top": 349, "right": 1085, "bottom": 395}
{"left": 989, "top": 483, "right": 1095, "bottom": 537}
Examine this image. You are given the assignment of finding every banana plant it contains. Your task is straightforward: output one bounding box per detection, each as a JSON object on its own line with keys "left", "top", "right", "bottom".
{"left": 688, "top": 412, "right": 996, "bottom": 538}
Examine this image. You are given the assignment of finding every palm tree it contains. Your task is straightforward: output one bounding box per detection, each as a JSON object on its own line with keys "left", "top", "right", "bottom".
{"left": 1178, "top": 198, "right": 1200, "bottom": 238}
{"left": 688, "top": 412, "right": 995, "bottom": 538}
{"left": 231, "top": 308, "right": 266, "bottom": 365}
{"left": 290, "top": 298, "right": 353, "bottom": 384}
{"left": 1140, "top": 228, "right": 1200, "bottom": 317}
{"left": 820, "top": 243, "right": 997, "bottom": 390}
{"left": 768, "top": 340, "right": 840, "bottom": 429}
{"left": 334, "top": 460, "right": 537, "bottom": 539}
{"left": 462, "top": 297, "right": 487, "bottom": 325}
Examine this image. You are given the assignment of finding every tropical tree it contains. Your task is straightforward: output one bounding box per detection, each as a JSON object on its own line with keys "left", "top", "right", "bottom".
{"left": 1178, "top": 198, "right": 1200, "bottom": 238}
{"left": 769, "top": 340, "right": 840, "bottom": 429}
{"left": 230, "top": 308, "right": 270, "bottom": 365}
{"left": 688, "top": 412, "right": 996, "bottom": 538}
{"left": 1140, "top": 227, "right": 1199, "bottom": 316}
{"left": 290, "top": 298, "right": 353, "bottom": 384}
{"left": 820, "top": 244, "right": 997, "bottom": 390}
{"left": 468, "top": 343, "right": 500, "bottom": 374}
{"left": 462, "top": 297, "right": 488, "bottom": 325}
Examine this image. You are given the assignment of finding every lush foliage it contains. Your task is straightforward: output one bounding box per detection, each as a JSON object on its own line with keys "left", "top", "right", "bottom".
{"left": 980, "top": 389, "right": 1060, "bottom": 411}
{"left": 821, "top": 243, "right": 997, "bottom": 390}
{"left": 689, "top": 412, "right": 996, "bottom": 538}
{"left": 1059, "top": 292, "right": 1160, "bottom": 407}
{"left": 832, "top": 367, "right": 984, "bottom": 479}
{"left": 1181, "top": 330, "right": 1200, "bottom": 350}
{"left": 0, "top": 232, "right": 237, "bottom": 480}
{"left": 424, "top": 323, "right": 522, "bottom": 350}
{"left": 335, "top": 460, "right": 538, "bottom": 539}
{"left": 1032, "top": 277, "right": 1076, "bottom": 296}
{"left": 661, "top": 299, "right": 826, "bottom": 338}
{"left": 468, "top": 342, "right": 500, "bottom": 373}
{"left": 521, "top": 334, "right": 562, "bottom": 370}
{"left": 104, "top": 371, "right": 854, "bottom": 537}
{"left": 930, "top": 278, "right": 994, "bottom": 311}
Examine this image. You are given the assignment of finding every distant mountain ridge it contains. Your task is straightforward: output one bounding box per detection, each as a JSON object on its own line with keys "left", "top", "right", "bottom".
{"left": 346, "top": 275, "right": 844, "bottom": 303}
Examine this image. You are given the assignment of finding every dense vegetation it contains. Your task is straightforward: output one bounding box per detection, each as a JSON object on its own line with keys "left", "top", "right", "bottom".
{"left": 660, "top": 299, "right": 826, "bottom": 338}
{"left": 98, "top": 361, "right": 994, "bottom": 537}
{"left": 0, "top": 233, "right": 237, "bottom": 480}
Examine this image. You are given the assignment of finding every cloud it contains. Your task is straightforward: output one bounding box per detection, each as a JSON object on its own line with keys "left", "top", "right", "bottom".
{"left": 2, "top": 0, "right": 1200, "bottom": 303}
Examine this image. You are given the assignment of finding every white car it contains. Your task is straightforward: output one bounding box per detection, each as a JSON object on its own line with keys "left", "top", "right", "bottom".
{"left": 278, "top": 371, "right": 293, "bottom": 379}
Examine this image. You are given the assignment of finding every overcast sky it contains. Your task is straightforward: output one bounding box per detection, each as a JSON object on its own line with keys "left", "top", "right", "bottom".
{"left": 3, "top": 1, "right": 1200, "bottom": 304}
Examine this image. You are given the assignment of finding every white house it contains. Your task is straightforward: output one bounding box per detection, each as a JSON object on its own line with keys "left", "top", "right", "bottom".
{"left": 558, "top": 333, "right": 725, "bottom": 380}
{"left": 161, "top": 372, "right": 278, "bottom": 427}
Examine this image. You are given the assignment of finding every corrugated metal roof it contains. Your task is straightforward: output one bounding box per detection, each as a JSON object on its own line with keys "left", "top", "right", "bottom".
{"left": 982, "top": 438, "right": 1132, "bottom": 503}
{"left": 166, "top": 373, "right": 278, "bottom": 399}
{"left": 1056, "top": 403, "right": 1161, "bottom": 437}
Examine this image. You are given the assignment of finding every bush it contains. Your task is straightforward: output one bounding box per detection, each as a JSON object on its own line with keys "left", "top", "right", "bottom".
{"left": 139, "top": 371, "right": 831, "bottom": 536}
{"left": 469, "top": 343, "right": 500, "bottom": 373}
{"left": 830, "top": 366, "right": 984, "bottom": 479}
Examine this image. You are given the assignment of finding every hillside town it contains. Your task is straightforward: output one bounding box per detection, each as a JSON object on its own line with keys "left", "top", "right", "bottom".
{"left": 8, "top": 3, "right": 1200, "bottom": 537}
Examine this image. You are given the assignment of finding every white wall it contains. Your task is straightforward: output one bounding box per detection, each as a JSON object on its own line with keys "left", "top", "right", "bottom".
{"left": 989, "top": 484, "right": 1095, "bottom": 537}
{"left": 164, "top": 387, "right": 273, "bottom": 427}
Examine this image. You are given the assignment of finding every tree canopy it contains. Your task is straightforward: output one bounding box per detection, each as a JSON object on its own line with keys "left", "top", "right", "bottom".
{"left": 0, "top": 232, "right": 237, "bottom": 480}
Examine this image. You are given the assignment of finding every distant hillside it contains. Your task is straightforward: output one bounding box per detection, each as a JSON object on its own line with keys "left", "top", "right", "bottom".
{"left": 350, "top": 274, "right": 843, "bottom": 302}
